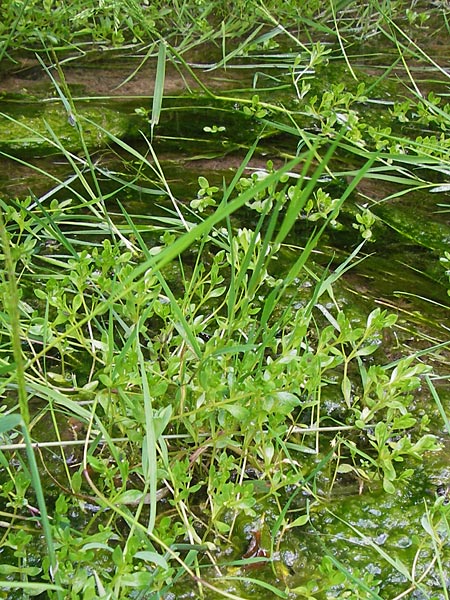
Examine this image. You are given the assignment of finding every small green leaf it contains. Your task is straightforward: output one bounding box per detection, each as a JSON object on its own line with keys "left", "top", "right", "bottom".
{"left": 72, "top": 293, "right": 83, "bottom": 312}
{"left": 215, "top": 521, "right": 230, "bottom": 533}
{"left": 0, "top": 565, "right": 41, "bottom": 576}
{"left": 223, "top": 404, "right": 249, "bottom": 420}
{"left": 99, "top": 373, "right": 113, "bottom": 387}
{"left": 336, "top": 463, "right": 354, "bottom": 474}
{"left": 356, "top": 344, "right": 379, "bottom": 357}
{"left": 121, "top": 572, "right": 155, "bottom": 587}
{"left": 112, "top": 544, "right": 124, "bottom": 568}
{"left": 0, "top": 414, "right": 22, "bottom": 435}
{"left": 383, "top": 477, "right": 396, "bottom": 494}
{"left": 420, "top": 513, "right": 434, "bottom": 537}
{"left": 154, "top": 405, "right": 173, "bottom": 438}
{"left": 114, "top": 490, "right": 144, "bottom": 505}
{"left": 341, "top": 375, "right": 352, "bottom": 406}
{"left": 289, "top": 514, "right": 310, "bottom": 528}
{"left": 198, "top": 176, "right": 209, "bottom": 189}
{"left": 209, "top": 286, "right": 227, "bottom": 298}
{"left": 134, "top": 551, "right": 169, "bottom": 570}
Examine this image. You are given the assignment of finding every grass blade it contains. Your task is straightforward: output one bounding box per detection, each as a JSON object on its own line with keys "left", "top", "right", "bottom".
{"left": 151, "top": 40, "right": 167, "bottom": 140}
{"left": 0, "top": 210, "right": 64, "bottom": 597}
{"left": 426, "top": 375, "right": 450, "bottom": 436}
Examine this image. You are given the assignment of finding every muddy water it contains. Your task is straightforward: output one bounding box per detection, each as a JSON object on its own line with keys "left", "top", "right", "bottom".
{"left": 1, "top": 34, "right": 450, "bottom": 599}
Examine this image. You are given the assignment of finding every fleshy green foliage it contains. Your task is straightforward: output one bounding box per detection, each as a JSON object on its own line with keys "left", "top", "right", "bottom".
{"left": 190, "top": 176, "right": 219, "bottom": 212}
{"left": 1, "top": 0, "right": 450, "bottom": 598}
{"left": 0, "top": 0, "right": 157, "bottom": 48}
{"left": 0, "top": 0, "right": 440, "bottom": 60}
{"left": 0, "top": 164, "right": 444, "bottom": 597}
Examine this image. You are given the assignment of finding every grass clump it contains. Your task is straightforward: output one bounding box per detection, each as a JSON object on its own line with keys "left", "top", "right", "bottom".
{"left": 0, "top": 139, "right": 445, "bottom": 598}
{"left": 1, "top": 1, "right": 450, "bottom": 599}
{"left": 0, "top": 0, "right": 442, "bottom": 61}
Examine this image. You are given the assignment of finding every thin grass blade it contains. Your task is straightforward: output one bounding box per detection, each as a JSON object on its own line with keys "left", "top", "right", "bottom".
{"left": 151, "top": 41, "right": 167, "bottom": 140}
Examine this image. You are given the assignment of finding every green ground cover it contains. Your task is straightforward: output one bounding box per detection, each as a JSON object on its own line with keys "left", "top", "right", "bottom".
{"left": 0, "top": 1, "right": 449, "bottom": 599}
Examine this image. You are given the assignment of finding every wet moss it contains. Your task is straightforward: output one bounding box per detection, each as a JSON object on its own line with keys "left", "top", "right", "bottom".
{"left": 0, "top": 102, "right": 136, "bottom": 155}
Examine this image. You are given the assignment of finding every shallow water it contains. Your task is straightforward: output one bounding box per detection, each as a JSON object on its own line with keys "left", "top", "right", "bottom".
{"left": 1, "top": 23, "right": 450, "bottom": 599}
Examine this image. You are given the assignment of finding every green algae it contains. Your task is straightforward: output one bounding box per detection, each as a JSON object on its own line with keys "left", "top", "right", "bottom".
{"left": 372, "top": 201, "right": 450, "bottom": 253}
{"left": 0, "top": 102, "right": 136, "bottom": 155}
{"left": 163, "top": 470, "right": 449, "bottom": 600}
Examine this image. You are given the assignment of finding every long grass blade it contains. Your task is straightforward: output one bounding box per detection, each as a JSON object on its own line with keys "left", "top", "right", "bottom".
{"left": 426, "top": 375, "right": 450, "bottom": 436}
{"left": 0, "top": 210, "right": 64, "bottom": 597}
{"left": 151, "top": 40, "right": 167, "bottom": 140}
{"left": 137, "top": 334, "right": 157, "bottom": 534}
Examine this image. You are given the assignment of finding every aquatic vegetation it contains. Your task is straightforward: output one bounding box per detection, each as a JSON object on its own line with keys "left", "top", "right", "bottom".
{"left": 0, "top": 1, "right": 449, "bottom": 599}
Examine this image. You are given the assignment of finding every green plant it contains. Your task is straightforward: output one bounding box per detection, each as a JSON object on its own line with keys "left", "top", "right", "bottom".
{"left": 1, "top": 1, "right": 450, "bottom": 598}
